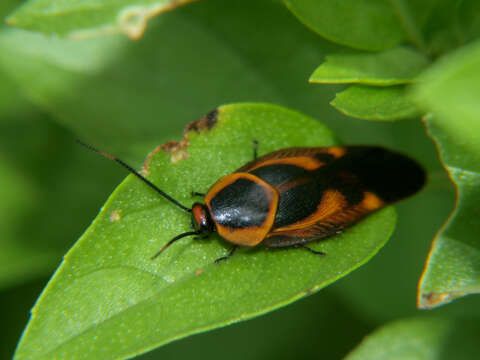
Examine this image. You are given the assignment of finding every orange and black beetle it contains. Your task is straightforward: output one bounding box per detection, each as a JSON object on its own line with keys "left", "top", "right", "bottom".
{"left": 80, "top": 142, "right": 425, "bottom": 263}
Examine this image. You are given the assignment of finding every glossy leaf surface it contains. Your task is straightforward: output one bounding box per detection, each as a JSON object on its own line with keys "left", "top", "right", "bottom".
{"left": 15, "top": 103, "right": 396, "bottom": 360}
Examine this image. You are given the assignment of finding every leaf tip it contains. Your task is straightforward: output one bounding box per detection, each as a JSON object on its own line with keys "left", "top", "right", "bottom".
{"left": 142, "top": 108, "right": 220, "bottom": 172}
{"left": 418, "top": 291, "right": 456, "bottom": 309}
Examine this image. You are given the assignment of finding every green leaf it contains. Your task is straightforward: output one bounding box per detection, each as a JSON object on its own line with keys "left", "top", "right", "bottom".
{"left": 418, "top": 117, "right": 480, "bottom": 308}
{"left": 6, "top": 0, "right": 196, "bottom": 39}
{"left": 414, "top": 40, "right": 480, "bottom": 156}
{"left": 15, "top": 103, "right": 396, "bottom": 360}
{"left": 413, "top": 41, "right": 480, "bottom": 308}
{"left": 330, "top": 85, "right": 420, "bottom": 121}
{"left": 346, "top": 316, "right": 480, "bottom": 360}
{"left": 310, "top": 47, "right": 429, "bottom": 86}
{"left": 283, "top": 0, "right": 436, "bottom": 51}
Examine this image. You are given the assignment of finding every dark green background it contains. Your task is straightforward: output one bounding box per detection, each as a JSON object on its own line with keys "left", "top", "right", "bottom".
{"left": 2, "top": 0, "right": 475, "bottom": 359}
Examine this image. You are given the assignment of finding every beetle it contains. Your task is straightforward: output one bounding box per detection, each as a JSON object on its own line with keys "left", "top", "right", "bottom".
{"left": 79, "top": 141, "right": 425, "bottom": 263}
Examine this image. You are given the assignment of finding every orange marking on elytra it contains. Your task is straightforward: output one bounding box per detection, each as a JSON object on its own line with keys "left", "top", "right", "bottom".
{"left": 362, "top": 192, "right": 384, "bottom": 210}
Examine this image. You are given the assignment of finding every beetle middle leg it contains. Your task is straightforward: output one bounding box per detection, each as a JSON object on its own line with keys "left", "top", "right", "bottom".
{"left": 294, "top": 244, "right": 326, "bottom": 256}
{"left": 253, "top": 139, "right": 259, "bottom": 160}
{"left": 191, "top": 191, "right": 206, "bottom": 197}
{"left": 214, "top": 245, "right": 238, "bottom": 264}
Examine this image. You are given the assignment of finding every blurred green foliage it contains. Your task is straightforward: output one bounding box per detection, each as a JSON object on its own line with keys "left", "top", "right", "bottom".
{"left": 2, "top": 0, "right": 480, "bottom": 359}
{"left": 346, "top": 316, "right": 480, "bottom": 360}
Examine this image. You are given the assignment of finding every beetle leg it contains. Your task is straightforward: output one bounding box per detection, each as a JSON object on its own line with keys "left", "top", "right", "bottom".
{"left": 214, "top": 245, "right": 238, "bottom": 264}
{"left": 253, "top": 140, "right": 259, "bottom": 160}
{"left": 294, "top": 244, "right": 326, "bottom": 256}
{"left": 193, "top": 234, "right": 209, "bottom": 241}
{"left": 191, "top": 191, "right": 206, "bottom": 197}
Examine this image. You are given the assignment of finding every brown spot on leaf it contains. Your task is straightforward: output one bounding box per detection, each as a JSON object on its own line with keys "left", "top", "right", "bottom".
{"left": 142, "top": 108, "right": 219, "bottom": 171}
{"left": 142, "top": 140, "right": 189, "bottom": 172}
{"left": 185, "top": 109, "right": 219, "bottom": 133}
{"left": 109, "top": 210, "right": 121, "bottom": 222}
{"left": 304, "top": 287, "right": 314, "bottom": 295}
{"left": 419, "top": 291, "right": 456, "bottom": 309}
{"left": 195, "top": 269, "right": 203, "bottom": 275}
{"left": 141, "top": 146, "right": 162, "bottom": 176}
{"left": 160, "top": 141, "right": 189, "bottom": 164}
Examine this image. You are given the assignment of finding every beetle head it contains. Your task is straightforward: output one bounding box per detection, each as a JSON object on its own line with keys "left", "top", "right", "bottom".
{"left": 191, "top": 203, "right": 215, "bottom": 234}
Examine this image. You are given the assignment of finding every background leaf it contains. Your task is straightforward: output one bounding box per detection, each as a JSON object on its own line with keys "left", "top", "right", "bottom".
{"left": 0, "top": 112, "right": 127, "bottom": 290}
{"left": 0, "top": 67, "right": 29, "bottom": 116}
{"left": 7, "top": 0, "right": 196, "bottom": 39}
{"left": 331, "top": 85, "right": 420, "bottom": 121}
{"left": 284, "top": 0, "right": 436, "bottom": 51}
{"left": 423, "top": 0, "right": 480, "bottom": 57}
{"left": 419, "top": 118, "right": 480, "bottom": 308}
{"left": 0, "top": 1, "right": 341, "bottom": 163}
{"left": 15, "top": 103, "right": 396, "bottom": 360}
{"left": 414, "top": 40, "right": 480, "bottom": 154}
{"left": 413, "top": 41, "right": 480, "bottom": 308}
{"left": 346, "top": 316, "right": 480, "bottom": 360}
{"left": 310, "top": 47, "right": 429, "bottom": 85}
{"left": 0, "top": 153, "right": 57, "bottom": 287}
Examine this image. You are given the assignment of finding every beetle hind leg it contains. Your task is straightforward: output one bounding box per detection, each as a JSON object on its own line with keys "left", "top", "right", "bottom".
{"left": 214, "top": 245, "right": 238, "bottom": 264}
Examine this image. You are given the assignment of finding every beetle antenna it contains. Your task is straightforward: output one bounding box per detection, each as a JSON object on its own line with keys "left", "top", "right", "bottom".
{"left": 151, "top": 231, "right": 201, "bottom": 259}
{"left": 77, "top": 140, "right": 191, "bottom": 213}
